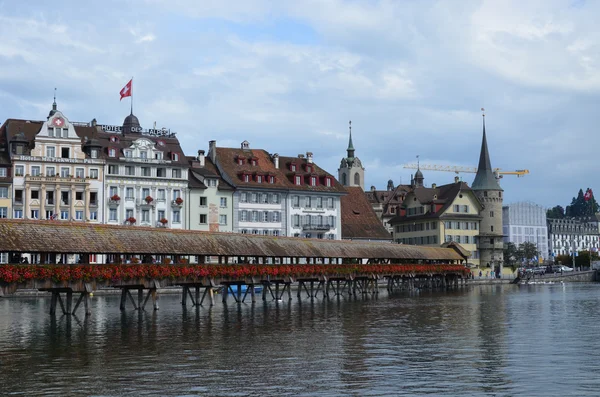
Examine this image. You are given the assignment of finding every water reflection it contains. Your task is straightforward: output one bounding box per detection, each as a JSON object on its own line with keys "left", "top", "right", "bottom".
{"left": 2, "top": 285, "right": 600, "bottom": 396}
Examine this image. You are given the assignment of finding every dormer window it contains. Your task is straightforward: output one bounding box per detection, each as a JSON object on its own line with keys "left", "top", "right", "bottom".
{"left": 109, "top": 136, "right": 119, "bottom": 143}
{"left": 108, "top": 148, "right": 117, "bottom": 158}
{"left": 171, "top": 152, "right": 180, "bottom": 161}
{"left": 140, "top": 151, "right": 147, "bottom": 159}
{"left": 310, "top": 176, "right": 317, "bottom": 186}
{"left": 242, "top": 174, "right": 250, "bottom": 182}
{"left": 251, "top": 158, "right": 257, "bottom": 166}
{"left": 256, "top": 175, "right": 263, "bottom": 183}
{"left": 325, "top": 177, "right": 332, "bottom": 187}
{"left": 306, "top": 164, "right": 313, "bottom": 173}
{"left": 236, "top": 155, "right": 245, "bottom": 165}
{"left": 124, "top": 150, "right": 132, "bottom": 158}
{"left": 295, "top": 175, "right": 302, "bottom": 185}
{"left": 290, "top": 164, "right": 297, "bottom": 172}
{"left": 91, "top": 149, "right": 98, "bottom": 159}
{"left": 268, "top": 176, "right": 275, "bottom": 184}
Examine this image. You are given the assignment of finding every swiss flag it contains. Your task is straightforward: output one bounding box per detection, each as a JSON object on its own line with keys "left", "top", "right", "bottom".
{"left": 584, "top": 188, "right": 593, "bottom": 202}
{"left": 120, "top": 79, "right": 132, "bottom": 101}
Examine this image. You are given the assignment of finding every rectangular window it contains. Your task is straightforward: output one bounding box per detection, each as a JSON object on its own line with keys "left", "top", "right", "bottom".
{"left": 173, "top": 190, "right": 181, "bottom": 200}
{"left": 295, "top": 176, "right": 301, "bottom": 185}
{"left": 90, "top": 169, "right": 98, "bottom": 179}
{"left": 157, "top": 189, "right": 166, "bottom": 200}
{"left": 75, "top": 168, "right": 84, "bottom": 178}
{"left": 240, "top": 210, "right": 248, "bottom": 221}
{"left": 200, "top": 197, "right": 207, "bottom": 206}
{"left": 292, "top": 196, "right": 300, "bottom": 207}
{"left": 108, "top": 165, "right": 119, "bottom": 175}
{"left": 325, "top": 178, "right": 331, "bottom": 187}
{"left": 273, "top": 212, "right": 280, "bottom": 222}
{"left": 272, "top": 194, "right": 280, "bottom": 204}
{"left": 142, "top": 210, "right": 150, "bottom": 222}
{"left": 260, "top": 194, "right": 268, "bottom": 204}
{"left": 91, "top": 149, "right": 98, "bottom": 159}
{"left": 142, "top": 188, "right": 150, "bottom": 198}
{"left": 61, "top": 147, "right": 70, "bottom": 158}
{"left": 172, "top": 169, "right": 182, "bottom": 178}
{"left": 15, "top": 165, "right": 24, "bottom": 176}
{"left": 75, "top": 210, "right": 83, "bottom": 220}
{"left": 141, "top": 167, "right": 150, "bottom": 177}
{"left": 294, "top": 214, "right": 300, "bottom": 227}
{"left": 14, "top": 209, "right": 23, "bottom": 219}
{"left": 310, "top": 176, "right": 317, "bottom": 186}
{"left": 90, "top": 211, "right": 98, "bottom": 220}
{"left": 60, "top": 167, "right": 69, "bottom": 177}
{"left": 30, "top": 209, "right": 39, "bottom": 219}
{"left": 125, "top": 166, "right": 135, "bottom": 176}
{"left": 156, "top": 168, "right": 165, "bottom": 177}
{"left": 200, "top": 214, "right": 207, "bottom": 224}
{"left": 251, "top": 211, "right": 258, "bottom": 222}
{"left": 453, "top": 204, "right": 460, "bottom": 212}
{"left": 75, "top": 191, "right": 83, "bottom": 201}
{"left": 463, "top": 205, "right": 468, "bottom": 213}
{"left": 219, "top": 215, "right": 227, "bottom": 225}
{"left": 327, "top": 198, "right": 334, "bottom": 209}
{"left": 173, "top": 210, "right": 181, "bottom": 223}
{"left": 158, "top": 210, "right": 165, "bottom": 221}
{"left": 126, "top": 187, "right": 134, "bottom": 199}
{"left": 108, "top": 148, "right": 116, "bottom": 157}
{"left": 60, "top": 210, "right": 69, "bottom": 220}
{"left": 305, "top": 196, "right": 311, "bottom": 208}
{"left": 0, "top": 168, "right": 5, "bottom": 177}
{"left": 240, "top": 192, "right": 247, "bottom": 203}
{"left": 490, "top": 210, "right": 494, "bottom": 217}
{"left": 251, "top": 193, "right": 257, "bottom": 203}
{"left": 0, "top": 187, "right": 7, "bottom": 198}
{"left": 61, "top": 191, "right": 69, "bottom": 205}
{"left": 262, "top": 212, "right": 269, "bottom": 222}
{"left": 109, "top": 186, "right": 118, "bottom": 197}
{"left": 90, "top": 192, "right": 97, "bottom": 206}
{"left": 30, "top": 166, "right": 40, "bottom": 176}
{"left": 31, "top": 190, "right": 39, "bottom": 199}
{"left": 47, "top": 147, "right": 55, "bottom": 158}
{"left": 126, "top": 209, "right": 134, "bottom": 219}
{"left": 0, "top": 207, "right": 7, "bottom": 218}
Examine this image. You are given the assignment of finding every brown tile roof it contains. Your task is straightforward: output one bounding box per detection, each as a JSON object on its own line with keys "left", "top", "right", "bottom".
{"left": 388, "top": 182, "right": 483, "bottom": 224}
{"left": 187, "top": 156, "right": 234, "bottom": 191}
{"left": 214, "top": 145, "right": 346, "bottom": 193}
{"left": 0, "top": 219, "right": 463, "bottom": 261}
{"left": 341, "top": 187, "right": 392, "bottom": 240}
{"left": 366, "top": 184, "right": 411, "bottom": 216}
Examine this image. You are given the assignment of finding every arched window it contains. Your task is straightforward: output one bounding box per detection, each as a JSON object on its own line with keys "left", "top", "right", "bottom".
{"left": 341, "top": 173, "right": 347, "bottom": 185}
{"left": 354, "top": 173, "right": 360, "bottom": 186}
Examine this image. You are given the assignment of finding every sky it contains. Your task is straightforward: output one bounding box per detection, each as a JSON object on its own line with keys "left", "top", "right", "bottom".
{"left": 1, "top": 0, "right": 598, "bottom": 209}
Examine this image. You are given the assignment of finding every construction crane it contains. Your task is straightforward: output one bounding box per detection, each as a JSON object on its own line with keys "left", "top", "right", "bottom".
{"left": 403, "top": 164, "right": 529, "bottom": 179}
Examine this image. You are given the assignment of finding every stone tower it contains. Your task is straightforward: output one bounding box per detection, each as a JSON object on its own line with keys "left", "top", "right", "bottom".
{"left": 338, "top": 121, "right": 365, "bottom": 190}
{"left": 472, "top": 112, "right": 504, "bottom": 273}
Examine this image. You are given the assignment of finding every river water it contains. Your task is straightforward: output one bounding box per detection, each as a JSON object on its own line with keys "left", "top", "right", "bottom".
{"left": 1, "top": 283, "right": 600, "bottom": 396}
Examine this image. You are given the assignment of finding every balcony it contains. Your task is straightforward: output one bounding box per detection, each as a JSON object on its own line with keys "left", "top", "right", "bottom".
{"left": 301, "top": 223, "right": 332, "bottom": 231}
{"left": 108, "top": 198, "right": 120, "bottom": 206}
{"left": 171, "top": 199, "right": 183, "bottom": 207}
{"left": 136, "top": 199, "right": 156, "bottom": 208}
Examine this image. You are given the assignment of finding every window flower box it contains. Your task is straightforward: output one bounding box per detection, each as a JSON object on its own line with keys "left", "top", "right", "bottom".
{"left": 145, "top": 196, "right": 154, "bottom": 203}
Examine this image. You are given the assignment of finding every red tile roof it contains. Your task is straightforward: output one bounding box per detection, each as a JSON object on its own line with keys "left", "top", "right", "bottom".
{"left": 341, "top": 187, "right": 392, "bottom": 241}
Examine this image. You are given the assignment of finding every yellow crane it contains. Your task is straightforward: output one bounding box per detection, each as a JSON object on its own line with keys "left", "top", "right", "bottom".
{"left": 403, "top": 164, "right": 529, "bottom": 179}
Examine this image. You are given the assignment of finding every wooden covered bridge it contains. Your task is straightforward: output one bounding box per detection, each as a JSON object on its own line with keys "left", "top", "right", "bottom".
{"left": 0, "top": 220, "right": 468, "bottom": 315}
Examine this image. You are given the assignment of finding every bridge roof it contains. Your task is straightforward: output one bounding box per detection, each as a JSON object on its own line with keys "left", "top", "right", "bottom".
{"left": 0, "top": 220, "right": 463, "bottom": 261}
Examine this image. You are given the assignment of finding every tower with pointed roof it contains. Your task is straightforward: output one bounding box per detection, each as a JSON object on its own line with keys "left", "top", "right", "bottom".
{"left": 338, "top": 121, "right": 364, "bottom": 190}
{"left": 472, "top": 111, "right": 504, "bottom": 273}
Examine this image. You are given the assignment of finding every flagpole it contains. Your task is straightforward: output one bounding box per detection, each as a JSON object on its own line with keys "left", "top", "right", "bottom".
{"left": 130, "top": 76, "right": 133, "bottom": 115}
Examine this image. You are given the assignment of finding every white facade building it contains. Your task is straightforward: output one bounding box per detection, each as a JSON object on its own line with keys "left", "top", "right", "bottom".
{"left": 187, "top": 151, "right": 233, "bottom": 232}
{"left": 502, "top": 202, "right": 549, "bottom": 260}
{"left": 547, "top": 217, "right": 600, "bottom": 258}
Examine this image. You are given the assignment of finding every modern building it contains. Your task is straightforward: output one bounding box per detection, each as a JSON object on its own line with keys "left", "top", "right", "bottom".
{"left": 186, "top": 151, "right": 234, "bottom": 232}
{"left": 208, "top": 140, "right": 345, "bottom": 239}
{"left": 547, "top": 217, "right": 600, "bottom": 258}
{"left": 502, "top": 202, "right": 548, "bottom": 260}
{"left": 77, "top": 113, "right": 189, "bottom": 229}
{"left": 387, "top": 174, "right": 483, "bottom": 266}
{"left": 471, "top": 115, "right": 504, "bottom": 271}
{"left": 341, "top": 186, "right": 392, "bottom": 242}
{"left": 366, "top": 180, "right": 411, "bottom": 232}
{"left": 1, "top": 101, "right": 106, "bottom": 225}
{"left": 338, "top": 121, "right": 365, "bottom": 191}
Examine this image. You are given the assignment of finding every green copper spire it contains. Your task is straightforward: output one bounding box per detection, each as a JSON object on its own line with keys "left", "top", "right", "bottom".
{"left": 347, "top": 120, "right": 355, "bottom": 158}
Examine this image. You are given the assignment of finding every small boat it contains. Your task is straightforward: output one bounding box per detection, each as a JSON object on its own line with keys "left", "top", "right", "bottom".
{"left": 223, "top": 285, "right": 263, "bottom": 294}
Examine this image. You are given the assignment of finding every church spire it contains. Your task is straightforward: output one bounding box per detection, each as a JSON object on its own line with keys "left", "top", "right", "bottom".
{"left": 347, "top": 120, "right": 355, "bottom": 158}
{"left": 48, "top": 88, "right": 58, "bottom": 118}
{"left": 471, "top": 109, "right": 502, "bottom": 191}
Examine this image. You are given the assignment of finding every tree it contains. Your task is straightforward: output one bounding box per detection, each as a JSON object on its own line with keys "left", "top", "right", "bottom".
{"left": 519, "top": 242, "right": 538, "bottom": 263}
{"left": 565, "top": 188, "right": 599, "bottom": 218}
{"left": 546, "top": 205, "right": 565, "bottom": 219}
{"left": 503, "top": 242, "right": 518, "bottom": 266}
{"left": 574, "top": 250, "right": 599, "bottom": 270}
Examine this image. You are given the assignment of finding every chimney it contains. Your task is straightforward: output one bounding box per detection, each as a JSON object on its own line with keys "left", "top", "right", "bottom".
{"left": 209, "top": 140, "right": 216, "bottom": 163}
{"left": 272, "top": 153, "right": 279, "bottom": 169}
{"left": 198, "top": 150, "right": 205, "bottom": 167}
{"left": 431, "top": 183, "right": 436, "bottom": 189}
{"left": 371, "top": 185, "right": 376, "bottom": 191}
{"left": 91, "top": 118, "right": 97, "bottom": 127}
{"left": 298, "top": 154, "right": 305, "bottom": 159}
{"left": 454, "top": 176, "right": 459, "bottom": 183}
{"left": 306, "top": 152, "right": 313, "bottom": 164}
